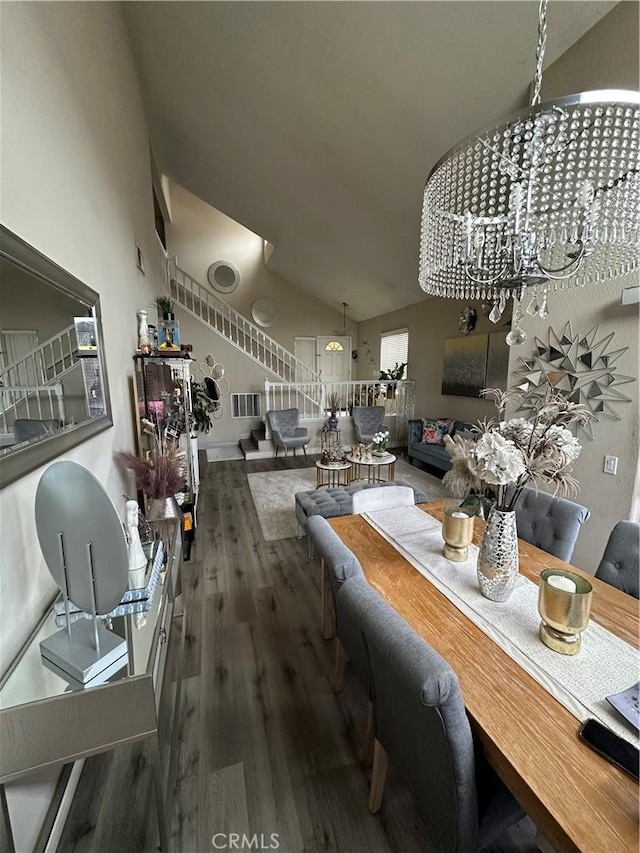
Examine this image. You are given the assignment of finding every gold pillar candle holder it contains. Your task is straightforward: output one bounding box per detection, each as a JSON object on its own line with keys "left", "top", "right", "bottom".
{"left": 442, "top": 506, "right": 475, "bottom": 562}
{"left": 538, "top": 569, "right": 593, "bottom": 655}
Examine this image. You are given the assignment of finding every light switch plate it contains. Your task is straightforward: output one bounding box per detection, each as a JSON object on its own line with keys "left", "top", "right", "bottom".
{"left": 604, "top": 455, "right": 618, "bottom": 475}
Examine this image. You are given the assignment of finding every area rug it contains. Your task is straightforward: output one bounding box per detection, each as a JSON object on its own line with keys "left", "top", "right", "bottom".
{"left": 247, "top": 458, "right": 449, "bottom": 541}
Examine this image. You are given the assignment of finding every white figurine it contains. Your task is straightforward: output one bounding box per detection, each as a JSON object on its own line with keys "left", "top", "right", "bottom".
{"left": 126, "top": 500, "right": 147, "bottom": 588}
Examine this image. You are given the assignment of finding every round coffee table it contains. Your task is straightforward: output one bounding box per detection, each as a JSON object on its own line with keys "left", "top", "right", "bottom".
{"left": 346, "top": 453, "right": 396, "bottom": 483}
{"left": 315, "top": 460, "right": 352, "bottom": 488}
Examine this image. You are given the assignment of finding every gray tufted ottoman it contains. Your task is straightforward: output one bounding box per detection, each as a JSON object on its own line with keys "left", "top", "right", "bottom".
{"left": 295, "top": 479, "right": 428, "bottom": 536}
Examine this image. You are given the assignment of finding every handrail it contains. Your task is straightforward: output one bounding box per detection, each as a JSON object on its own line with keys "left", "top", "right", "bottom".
{"left": 0, "top": 324, "right": 76, "bottom": 390}
{"left": 0, "top": 382, "right": 66, "bottom": 436}
{"left": 169, "top": 260, "right": 321, "bottom": 385}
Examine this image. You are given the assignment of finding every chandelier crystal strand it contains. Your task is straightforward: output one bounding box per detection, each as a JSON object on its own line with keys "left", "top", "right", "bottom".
{"left": 418, "top": 0, "right": 640, "bottom": 344}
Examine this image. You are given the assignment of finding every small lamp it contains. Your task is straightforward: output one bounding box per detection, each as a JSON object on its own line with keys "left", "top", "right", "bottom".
{"left": 442, "top": 506, "right": 475, "bottom": 562}
{"left": 538, "top": 569, "right": 593, "bottom": 655}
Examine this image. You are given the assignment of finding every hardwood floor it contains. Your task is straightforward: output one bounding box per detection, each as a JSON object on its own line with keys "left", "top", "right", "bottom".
{"left": 59, "top": 455, "right": 537, "bottom": 853}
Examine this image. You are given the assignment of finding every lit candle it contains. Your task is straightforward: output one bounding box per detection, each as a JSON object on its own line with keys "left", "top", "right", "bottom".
{"left": 547, "top": 574, "right": 577, "bottom": 594}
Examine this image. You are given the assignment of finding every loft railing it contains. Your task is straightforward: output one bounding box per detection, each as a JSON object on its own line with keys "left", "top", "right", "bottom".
{"left": 0, "top": 325, "right": 76, "bottom": 416}
{"left": 264, "top": 379, "right": 415, "bottom": 444}
{"left": 0, "top": 382, "right": 66, "bottom": 437}
{"left": 169, "top": 260, "right": 321, "bottom": 385}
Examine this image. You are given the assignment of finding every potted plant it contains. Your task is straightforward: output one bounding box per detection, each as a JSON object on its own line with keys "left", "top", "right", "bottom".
{"left": 115, "top": 440, "right": 184, "bottom": 522}
{"left": 191, "top": 380, "right": 214, "bottom": 435}
{"left": 327, "top": 391, "right": 341, "bottom": 430}
{"left": 154, "top": 295, "right": 175, "bottom": 320}
{"left": 379, "top": 362, "right": 407, "bottom": 399}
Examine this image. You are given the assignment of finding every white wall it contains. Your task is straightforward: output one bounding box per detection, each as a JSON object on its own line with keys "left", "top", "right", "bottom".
{"left": 0, "top": 4, "right": 164, "bottom": 847}
{"left": 166, "top": 182, "right": 357, "bottom": 445}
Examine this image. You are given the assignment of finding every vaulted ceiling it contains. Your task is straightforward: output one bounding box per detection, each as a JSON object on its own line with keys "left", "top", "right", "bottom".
{"left": 124, "top": 1, "right": 617, "bottom": 322}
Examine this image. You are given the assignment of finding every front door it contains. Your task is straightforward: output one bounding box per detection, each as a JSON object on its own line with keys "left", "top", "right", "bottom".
{"left": 317, "top": 336, "right": 351, "bottom": 384}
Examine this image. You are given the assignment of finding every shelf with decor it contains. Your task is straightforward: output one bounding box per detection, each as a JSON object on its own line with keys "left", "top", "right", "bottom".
{"left": 131, "top": 355, "right": 200, "bottom": 550}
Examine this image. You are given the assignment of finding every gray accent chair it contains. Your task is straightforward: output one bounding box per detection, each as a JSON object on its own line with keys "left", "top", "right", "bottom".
{"left": 266, "top": 408, "right": 310, "bottom": 458}
{"left": 13, "top": 418, "right": 62, "bottom": 443}
{"left": 337, "top": 578, "right": 524, "bottom": 851}
{"left": 515, "top": 487, "right": 590, "bottom": 562}
{"left": 352, "top": 406, "right": 385, "bottom": 444}
{"left": 595, "top": 521, "right": 639, "bottom": 599}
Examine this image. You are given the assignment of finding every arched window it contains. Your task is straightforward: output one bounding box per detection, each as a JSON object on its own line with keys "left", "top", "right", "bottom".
{"left": 324, "top": 340, "right": 344, "bottom": 352}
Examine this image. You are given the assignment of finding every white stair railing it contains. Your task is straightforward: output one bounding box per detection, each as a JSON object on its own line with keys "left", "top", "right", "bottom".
{"left": 0, "top": 325, "right": 76, "bottom": 416}
{"left": 0, "top": 382, "right": 66, "bottom": 436}
{"left": 169, "top": 261, "right": 321, "bottom": 385}
{"left": 264, "top": 379, "right": 415, "bottom": 444}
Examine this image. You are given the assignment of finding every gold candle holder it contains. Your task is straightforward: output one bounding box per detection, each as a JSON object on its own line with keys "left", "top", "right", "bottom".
{"left": 538, "top": 569, "right": 593, "bottom": 655}
{"left": 442, "top": 506, "right": 475, "bottom": 562}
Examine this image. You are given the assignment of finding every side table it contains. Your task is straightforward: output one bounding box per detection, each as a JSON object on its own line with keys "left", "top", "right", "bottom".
{"left": 315, "top": 461, "right": 351, "bottom": 488}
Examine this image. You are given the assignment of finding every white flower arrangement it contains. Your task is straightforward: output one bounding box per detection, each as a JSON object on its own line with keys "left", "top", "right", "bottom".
{"left": 372, "top": 429, "right": 390, "bottom": 451}
{"left": 450, "top": 388, "right": 594, "bottom": 512}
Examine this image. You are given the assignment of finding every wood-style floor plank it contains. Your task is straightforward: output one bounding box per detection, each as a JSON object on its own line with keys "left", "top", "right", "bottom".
{"left": 59, "top": 454, "right": 536, "bottom": 852}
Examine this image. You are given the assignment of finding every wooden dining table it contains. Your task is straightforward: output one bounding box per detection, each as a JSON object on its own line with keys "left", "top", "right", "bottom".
{"left": 329, "top": 500, "right": 639, "bottom": 853}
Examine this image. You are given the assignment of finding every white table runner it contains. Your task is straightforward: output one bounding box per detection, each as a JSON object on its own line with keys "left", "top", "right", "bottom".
{"left": 362, "top": 505, "right": 640, "bottom": 747}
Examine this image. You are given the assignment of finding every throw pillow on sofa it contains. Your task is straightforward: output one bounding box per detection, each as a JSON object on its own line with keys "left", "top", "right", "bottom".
{"left": 421, "top": 418, "right": 455, "bottom": 445}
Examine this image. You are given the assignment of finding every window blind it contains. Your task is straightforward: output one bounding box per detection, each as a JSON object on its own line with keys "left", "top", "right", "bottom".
{"left": 380, "top": 329, "right": 408, "bottom": 375}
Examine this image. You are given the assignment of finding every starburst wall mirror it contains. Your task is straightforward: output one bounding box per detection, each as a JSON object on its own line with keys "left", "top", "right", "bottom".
{"left": 513, "top": 323, "right": 635, "bottom": 439}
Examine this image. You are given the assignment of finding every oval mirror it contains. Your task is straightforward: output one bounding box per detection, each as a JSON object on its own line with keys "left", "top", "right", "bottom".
{"left": 207, "top": 260, "right": 240, "bottom": 294}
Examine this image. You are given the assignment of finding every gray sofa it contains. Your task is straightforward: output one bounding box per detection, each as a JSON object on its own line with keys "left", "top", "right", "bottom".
{"left": 407, "top": 418, "right": 470, "bottom": 473}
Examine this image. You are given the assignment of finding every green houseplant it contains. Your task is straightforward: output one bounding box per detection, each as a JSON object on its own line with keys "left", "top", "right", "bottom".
{"left": 378, "top": 362, "right": 407, "bottom": 382}
{"left": 379, "top": 362, "right": 407, "bottom": 400}
{"left": 191, "top": 380, "right": 214, "bottom": 434}
{"left": 154, "top": 295, "right": 175, "bottom": 320}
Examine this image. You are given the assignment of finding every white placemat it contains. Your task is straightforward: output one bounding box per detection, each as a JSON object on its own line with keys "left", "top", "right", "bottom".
{"left": 363, "top": 505, "right": 640, "bottom": 747}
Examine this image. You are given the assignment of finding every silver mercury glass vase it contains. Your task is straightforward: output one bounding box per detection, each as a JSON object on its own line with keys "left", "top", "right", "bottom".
{"left": 477, "top": 507, "right": 519, "bottom": 602}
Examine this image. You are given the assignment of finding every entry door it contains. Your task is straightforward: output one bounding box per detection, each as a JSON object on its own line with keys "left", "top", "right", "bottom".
{"left": 317, "top": 336, "right": 351, "bottom": 383}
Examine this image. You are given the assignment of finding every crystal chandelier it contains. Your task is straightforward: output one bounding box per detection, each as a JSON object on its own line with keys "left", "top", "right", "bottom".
{"left": 418, "top": 0, "right": 640, "bottom": 345}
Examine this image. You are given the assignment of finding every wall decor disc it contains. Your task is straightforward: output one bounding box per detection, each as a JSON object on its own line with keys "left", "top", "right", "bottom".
{"left": 207, "top": 260, "right": 240, "bottom": 294}
{"left": 251, "top": 297, "right": 278, "bottom": 328}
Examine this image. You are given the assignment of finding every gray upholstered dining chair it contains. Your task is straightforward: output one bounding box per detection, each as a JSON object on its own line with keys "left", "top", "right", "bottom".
{"left": 595, "top": 520, "right": 639, "bottom": 599}
{"left": 351, "top": 406, "right": 385, "bottom": 444}
{"left": 306, "top": 518, "right": 373, "bottom": 758}
{"left": 351, "top": 485, "right": 415, "bottom": 514}
{"left": 266, "top": 408, "right": 310, "bottom": 458}
{"left": 306, "top": 515, "right": 365, "bottom": 642}
{"left": 515, "top": 487, "right": 590, "bottom": 562}
{"left": 337, "top": 577, "right": 524, "bottom": 851}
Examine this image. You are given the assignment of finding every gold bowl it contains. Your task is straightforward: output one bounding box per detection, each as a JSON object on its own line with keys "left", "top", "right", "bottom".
{"left": 442, "top": 506, "right": 475, "bottom": 562}
{"left": 538, "top": 569, "right": 593, "bottom": 655}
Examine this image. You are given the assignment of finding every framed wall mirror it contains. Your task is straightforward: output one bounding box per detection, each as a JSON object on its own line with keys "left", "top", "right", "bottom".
{"left": 0, "top": 225, "right": 112, "bottom": 488}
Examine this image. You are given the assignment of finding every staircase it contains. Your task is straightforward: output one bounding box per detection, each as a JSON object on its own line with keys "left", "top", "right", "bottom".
{"left": 169, "top": 260, "right": 321, "bottom": 387}
{"left": 0, "top": 324, "right": 77, "bottom": 436}
{"left": 239, "top": 424, "right": 272, "bottom": 460}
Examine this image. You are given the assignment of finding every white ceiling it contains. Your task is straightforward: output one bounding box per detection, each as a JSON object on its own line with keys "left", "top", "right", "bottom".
{"left": 124, "top": 1, "right": 617, "bottom": 322}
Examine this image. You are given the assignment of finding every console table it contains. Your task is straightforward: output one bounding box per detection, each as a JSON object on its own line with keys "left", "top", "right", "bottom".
{"left": 0, "top": 520, "right": 185, "bottom": 852}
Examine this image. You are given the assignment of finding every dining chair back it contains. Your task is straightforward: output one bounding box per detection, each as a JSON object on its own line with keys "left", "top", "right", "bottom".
{"left": 339, "top": 578, "right": 523, "bottom": 851}
{"left": 352, "top": 406, "right": 386, "bottom": 444}
{"left": 515, "top": 487, "right": 590, "bottom": 562}
{"left": 305, "top": 515, "right": 370, "bottom": 693}
{"left": 266, "top": 408, "right": 310, "bottom": 458}
{"left": 351, "top": 485, "right": 415, "bottom": 514}
{"left": 595, "top": 520, "right": 639, "bottom": 599}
